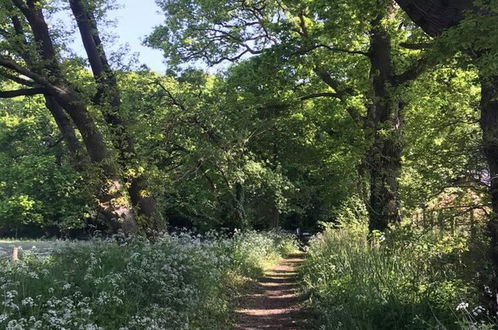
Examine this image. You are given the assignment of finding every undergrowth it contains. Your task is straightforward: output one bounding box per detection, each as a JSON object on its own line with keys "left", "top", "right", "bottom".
{"left": 0, "top": 230, "right": 296, "bottom": 329}
{"left": 300, "top": 198, "right": 493, "bottom": 329}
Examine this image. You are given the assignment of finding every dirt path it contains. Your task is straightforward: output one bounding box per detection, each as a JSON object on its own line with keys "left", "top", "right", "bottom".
{"left": 234, "top": 253, "right": 307, "bottom": 330}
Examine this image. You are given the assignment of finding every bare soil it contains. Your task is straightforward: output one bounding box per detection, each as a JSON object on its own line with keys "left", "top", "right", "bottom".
{"left": 234, "top": 253, "right": 307, "bottom": 330}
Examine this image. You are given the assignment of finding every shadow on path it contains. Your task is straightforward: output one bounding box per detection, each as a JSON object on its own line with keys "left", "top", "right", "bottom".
{"left": 234, "top": 253, "right": 307, "bottom": 330}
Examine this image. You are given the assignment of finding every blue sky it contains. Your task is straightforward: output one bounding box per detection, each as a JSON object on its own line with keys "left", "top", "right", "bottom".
{"left": 57, "top": 0, "right": 167, "bottom": 73}
{"left": 108, "top": 0, "right": 166, "bottom": 72}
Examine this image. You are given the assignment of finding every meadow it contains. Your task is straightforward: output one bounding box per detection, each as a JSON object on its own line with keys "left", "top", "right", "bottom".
{"left": 0, "top": 231, "right": 296, "bottom": 329}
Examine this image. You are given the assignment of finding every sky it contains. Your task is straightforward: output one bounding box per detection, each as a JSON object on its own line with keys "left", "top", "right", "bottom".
{"left": 58, "top": 0, "right": 167, "bottom": 73}
{"left": 108, "top": 0, "right": 166, "bottom": 72}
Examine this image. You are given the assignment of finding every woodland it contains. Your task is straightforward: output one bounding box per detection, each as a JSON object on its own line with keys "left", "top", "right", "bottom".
{"left": 1, "top": 0, "right": 498, "bottom": 328}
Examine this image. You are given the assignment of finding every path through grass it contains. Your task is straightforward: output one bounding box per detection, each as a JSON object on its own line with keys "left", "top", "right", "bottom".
{"left": 235, "top": 253, "right": 307, "bottom": 329}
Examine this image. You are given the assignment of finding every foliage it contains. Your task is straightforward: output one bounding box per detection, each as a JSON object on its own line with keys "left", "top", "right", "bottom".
{"left": 400, "top": 66, "right": 485, "bottom": 210}
{"left": 0, "top": 231, "right": 296, "bottom": 329}
{"left": 300, "top": 211, "right": 490, "bottom": 329}
{"left": 0, "top": 0, "right": 496, "bottom": 325}
{"left": 0, "top": 96, "right": 91, "bottom": 234}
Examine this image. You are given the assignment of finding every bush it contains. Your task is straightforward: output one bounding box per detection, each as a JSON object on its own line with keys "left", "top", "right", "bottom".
{"left": 0, "top": 231, "right": 296, "bottom": 329}
{"left": 300, "top": 220, "right": 486, "bottom": 329}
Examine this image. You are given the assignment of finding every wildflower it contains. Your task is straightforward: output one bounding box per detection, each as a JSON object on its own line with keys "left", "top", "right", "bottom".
{"left": 21, "top": 297, "right": 34, "bottom": 306}
{"left": 456, "top": 302, "right": 469, "bottom": 311}
{"left": 472, "top": 305, "right": 486, "bottom": 316}
{"left": 484, "top": 285, "right": 492, "bottom": 297}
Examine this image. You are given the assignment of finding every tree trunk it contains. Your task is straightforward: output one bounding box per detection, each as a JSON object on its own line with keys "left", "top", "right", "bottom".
{"left": 69, "top": 0, "right": 164, "bottom": 232}
{"left": 44, "top": 95, "right": 87, "bottom": 169}
{"left": 234, "top": 182, "right": 247, "bottom": 228}
{"left": 368, "top": 122, "right": 403, "bottom": 231}
{"left": 49, "top": 83, "right": 138, "bottom": 234}
{"left": 11, "top": 0, "right": 138, "bottom": 234}
{"left": 479, "top": 73, "right": 498, "bottom": 310}
{"left": 365, "top": 7, "right": 403, "bottom": 232}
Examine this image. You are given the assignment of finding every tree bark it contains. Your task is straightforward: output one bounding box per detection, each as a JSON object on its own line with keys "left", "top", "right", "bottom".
{"left": 365, "top": 7, "right": 403, "bottom": 232}
{"left": 69, "top": 0, "right": 164, "bottom": 232}
{"left": 8, "top": 0, "right": 138, "bottom": 233}
{"left": 44, "top": 96, "right": 87, "bottom": 168}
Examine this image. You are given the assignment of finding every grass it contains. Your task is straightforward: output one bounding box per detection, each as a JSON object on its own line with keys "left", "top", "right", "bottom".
{"left": 0, "top": 231, "right": 297, "bottom": 329}
{"left": 299, "top": 221, "right": 489, "bottom": 329}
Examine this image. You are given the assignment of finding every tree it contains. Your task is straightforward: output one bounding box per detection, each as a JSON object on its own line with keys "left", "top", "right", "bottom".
{"left": 69, "top": 0, "right": 163, "bottom": 231}
{"left": 0, "top": 0, "right": 163, "bottom": 233}
{"left": 394, "top": 0, "right": 498, "bottom": 311}
{"left": 149, "top": 0, "right": 433, "bottom": 231}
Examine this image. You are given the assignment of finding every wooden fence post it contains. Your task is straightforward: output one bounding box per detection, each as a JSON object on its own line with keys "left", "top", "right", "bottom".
{"left": 12, "top": 247, "right": 19, "bottom": 262}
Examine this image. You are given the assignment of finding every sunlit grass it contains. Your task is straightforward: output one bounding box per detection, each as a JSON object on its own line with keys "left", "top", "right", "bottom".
{"left": 300, "top": 222, "right": 488, "bottom": 329}
{"left": 0, "top": 231, "right": 297, "bottom": 329}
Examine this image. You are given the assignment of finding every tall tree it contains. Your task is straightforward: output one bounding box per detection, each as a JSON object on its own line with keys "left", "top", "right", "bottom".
{"left": 149, "top": 0, "right": 431, "bottom": 231}
{"left": 394, "top": 0, "right": 498, "bottom": 310}
{"left": 0, "top": 0, "right": 139, "bottom": 233}
{"left": 69, "top": 0, "right": 163, "bottom": 231}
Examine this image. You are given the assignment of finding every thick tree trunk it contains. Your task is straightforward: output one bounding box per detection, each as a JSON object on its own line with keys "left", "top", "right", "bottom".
{"left": 44, "top": 96, "right": 87, "bottom": 168}
{"left": 10, "top": 0, "right": 138, "bottom": 234}
{"left": 368, "top": 122, "right": 403, "bottom": 231}
{"left": 128, "top": 176, "right": 163, "bottom": 232}
{"left": 479, "top": 73, "right": 498, "bottom": 309}
{"left": 50, "top": 85, "right": 138, "bottom": 234}
{"left": 366, "top": 9, "right": 403, "bottom": 232}
{"left": 69, "top": 0, "right": 164, "bottom": 232}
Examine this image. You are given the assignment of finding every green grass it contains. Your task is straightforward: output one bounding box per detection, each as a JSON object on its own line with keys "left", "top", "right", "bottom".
{"left": 300, "top": 222, "right": 487, "bottom": 329}
{"left": 0, "top": 231, "right": 297, "bottom": 329}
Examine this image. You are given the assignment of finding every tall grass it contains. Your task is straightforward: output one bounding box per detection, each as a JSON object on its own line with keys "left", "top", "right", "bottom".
{"left": 0, "top": 231, "right": 296, "bottom": 329}
{"left": 300, "top": 220, "right": 487, "bottom": 329}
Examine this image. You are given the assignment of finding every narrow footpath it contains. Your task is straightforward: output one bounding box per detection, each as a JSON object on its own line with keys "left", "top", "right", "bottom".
{"left": 234, "top": 253, "right": 307, "bottom": 330}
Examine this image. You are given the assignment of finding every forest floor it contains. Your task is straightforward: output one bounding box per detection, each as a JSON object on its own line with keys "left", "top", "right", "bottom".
{"left": 234, "top": 253, "right": 308, "bottom": 329}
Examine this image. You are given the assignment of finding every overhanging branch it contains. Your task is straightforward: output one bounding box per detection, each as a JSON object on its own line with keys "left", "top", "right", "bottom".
{"left": 0, "top": 87, "right": 46, "bottom": 98}
{"left": 312, "top": 68, "right": 364, "bottom": 125}
{"left": 0, "top": 56, "right": 50, "bottom": 86}
{"left": 399, "top": 42, "right": 432, "bottom": 50}
{"left": 394, "top": 54, "right": 431, "bottom": 86}
{"left": 300, "top": 92, "right": 340, "bottom": 100}
{"left": 0, "top": 69, "right": 35, "bottom": 86}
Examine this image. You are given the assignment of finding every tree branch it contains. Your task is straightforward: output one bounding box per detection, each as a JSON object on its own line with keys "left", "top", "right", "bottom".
{"left": 312, "top": 68, "right": 364, "bottom": 125}
{"left": 0, "top": 87, "right": 46, "bottom": 98}
{"left": 0, "top": 56, "right": 50, "bottom": 86}
{"left": 300, "top": 92, "right": 341, "bottom": 100}
{"left": 0, "top": 69, "right": 35, "bottom": 86}
{"left": 399, "top": 42, "right": 432, "bottom": 50}
{"left": 295, "top": 44, "right": 369, "bottom": 57}
{"left": 394, "top": 54, "right": 431, "bottom": 85}
{"left": 316, "top": 44, "right": 369, "bottom": 56}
